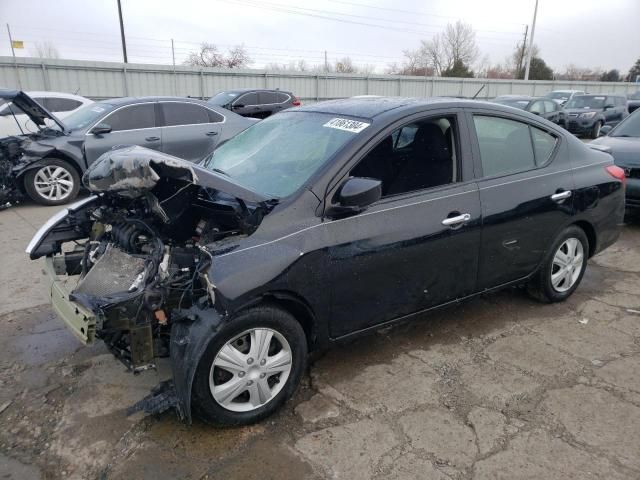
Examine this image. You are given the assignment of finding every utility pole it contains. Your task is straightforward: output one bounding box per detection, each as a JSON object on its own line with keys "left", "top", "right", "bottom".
{"left": 523, "top": 0, "right": 539, "bottom": 80}
{"left": 117, "top": 0, "right": 128, "bottom": 63}
{"left": 6, "top": 23, "right": 21, "bottom": 88}
{"left": 324, "top": 50, "right": 328, "bottom": 72}
{"left": 517, "top": 24, "right": 528, "bottom": 76}
{"left": 171, "top": 39, "right": 177, "bottom": 95}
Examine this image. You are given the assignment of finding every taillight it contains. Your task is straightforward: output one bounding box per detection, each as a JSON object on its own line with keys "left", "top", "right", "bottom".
{"left": 292, "top": 96, "right": 301, "bottom": 107}
{"left": 605, "top": 165, "right": 626, "bottom": 184}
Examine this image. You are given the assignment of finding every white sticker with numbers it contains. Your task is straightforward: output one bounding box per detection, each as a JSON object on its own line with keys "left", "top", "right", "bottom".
{"left": 323, "top": 118, "right": 370, "bottom": 133}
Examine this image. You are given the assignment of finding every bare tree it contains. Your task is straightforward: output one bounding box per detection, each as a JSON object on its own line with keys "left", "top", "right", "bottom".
{"left": 184, "top": 43, "right": 250, "bottom": 68}
{"left": 556, "top": 64, "right": 602, "bottom": 81}
{"left": 225, "top": 45, "right": 251, "bottom": 69}
{"left": 335, "top": 57, "right": 356, "bottom": 73}
{"left": 404, "top": 21, "right": 478, "bottom": 76}
{"left": 265, "top": 59, "right": 309, "bottom": 72}
{"left": 32, "top": 41, "right": 60, "bottom": 59}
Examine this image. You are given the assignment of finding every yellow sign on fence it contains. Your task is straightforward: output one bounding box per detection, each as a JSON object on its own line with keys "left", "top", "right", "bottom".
{"left": 11, "top": 40, "right": 24, "bottom": 49}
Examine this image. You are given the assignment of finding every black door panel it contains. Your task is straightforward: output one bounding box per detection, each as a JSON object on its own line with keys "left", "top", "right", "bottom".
{"left": 468, "top": 110, "right": 576, "bottom": 289}
{"left": 328, "top": 183, "right": 481, "bottom": 337}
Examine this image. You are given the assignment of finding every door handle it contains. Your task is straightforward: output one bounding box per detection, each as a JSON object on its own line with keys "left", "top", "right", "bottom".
{"left": 145, "top": 136, "right": 160, "bottom": 141}
{"left": 551, "top": 190, "right": 572, "bottom": 202}
{"left": 205, "top": 131, "right": 219, "bottom": 136}
{"left": 441, "top": 213, "right": 471, "bottom": 227}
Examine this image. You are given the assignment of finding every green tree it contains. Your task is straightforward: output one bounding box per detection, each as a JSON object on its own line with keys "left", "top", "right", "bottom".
{"left": 600, "top": 69, "right": 621, "bottom": 82}
{"left": 517, "top": 57, "right": 553, "bottom": 80}
{"left": 441, "top": 59, "right": 474, "bottom": 78}
{"left": 628, "top": 58, "right": 640, "bottom": 82}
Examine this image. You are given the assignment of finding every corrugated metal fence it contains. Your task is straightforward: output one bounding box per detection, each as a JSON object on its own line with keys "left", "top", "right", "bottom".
{"left": 1, "top": 56, "right": 637, "bottom": 102}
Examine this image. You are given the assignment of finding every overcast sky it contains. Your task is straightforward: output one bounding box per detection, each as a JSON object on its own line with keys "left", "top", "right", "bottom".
{"left": 1, "top": 0, "right": 638, "bottom": 73}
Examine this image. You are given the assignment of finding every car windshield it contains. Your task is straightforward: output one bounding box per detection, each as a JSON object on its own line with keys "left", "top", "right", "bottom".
{"left": 202, "top": 112, "right": 366, "bottom": 198}
{"left": 62, "top": 102, "right": 114, "bottom": 130}
{"left": 546, "top": 92, "right": 571, "bottom": 100}
{"left": 495, "top": 99, "right": 530, "bottom": 109}
{"left": 565, "top": 96, "right": 606, "bottom": 109}
{"left": 610, "top": 111, "right": 640, "bottom": 137}
{"left": 208, "top": 92, "right": 241, "bottom": 106}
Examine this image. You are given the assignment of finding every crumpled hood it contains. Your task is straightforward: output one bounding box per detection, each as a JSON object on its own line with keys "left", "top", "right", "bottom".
{"left": 591, "top": 136, "right": 640, "bottom": 167}
{"left": 83, "top": 146, "right": 270, "bottom": 203}
{"left": 0, "top": 89, "right": 66, "bottom": 132}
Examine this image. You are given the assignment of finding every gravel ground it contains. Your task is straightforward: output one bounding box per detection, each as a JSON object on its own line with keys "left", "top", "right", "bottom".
{"left": 1, "top": 200, "right": 639, "bottom": 480}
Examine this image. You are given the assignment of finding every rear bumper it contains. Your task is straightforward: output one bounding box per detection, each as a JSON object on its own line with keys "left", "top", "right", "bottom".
{"left": 45, "top": 256, "right": 97, "bottom": 344}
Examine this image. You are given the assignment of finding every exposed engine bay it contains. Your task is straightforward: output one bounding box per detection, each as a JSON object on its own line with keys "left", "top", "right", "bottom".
{"left": 30, "top": 146, "right": 274, "bottom": 372}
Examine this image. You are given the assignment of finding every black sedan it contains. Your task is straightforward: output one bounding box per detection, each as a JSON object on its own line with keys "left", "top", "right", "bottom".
{"left": 491, "top": 95, "right": 565, "bottom": 125}
{"left": 592, "top": 109, "right": 640, "bottom": 210}
{"left": 27, "top": 97, "right": 625, "bottom": 425}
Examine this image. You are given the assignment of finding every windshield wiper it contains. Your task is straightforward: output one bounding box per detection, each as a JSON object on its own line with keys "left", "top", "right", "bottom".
{"left": 211, "top": 167, "right": 230, "bottom": 177}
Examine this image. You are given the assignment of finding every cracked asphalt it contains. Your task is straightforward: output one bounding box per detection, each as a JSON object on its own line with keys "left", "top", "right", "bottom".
{"left": 1, "top": 200, "right": 639, "bottom": 480}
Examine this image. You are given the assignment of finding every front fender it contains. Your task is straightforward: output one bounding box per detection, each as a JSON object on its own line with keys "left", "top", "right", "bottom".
{"left": 170, "top": 304, "right": 226, "bottom": 423}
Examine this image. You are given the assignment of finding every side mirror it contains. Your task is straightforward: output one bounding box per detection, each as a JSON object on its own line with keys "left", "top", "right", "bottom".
{"left": 328, "top": 177, "right": 381, "bottom": 218}
{"left": 604, "top": 104, "right": 615, "bottom": 110}
{"left": 599, "top": 125, "right": 613, "bottom": 136}
{"left": 91, "top": 123, "right": 112, "bottom": 135}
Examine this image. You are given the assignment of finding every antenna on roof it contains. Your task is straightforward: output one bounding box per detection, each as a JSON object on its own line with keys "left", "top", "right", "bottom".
{"left": 472, "top": 84, "right": 486, "bottom": 100}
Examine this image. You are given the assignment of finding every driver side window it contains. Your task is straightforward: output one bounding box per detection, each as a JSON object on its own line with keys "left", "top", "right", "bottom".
{"left": 351, "top": 116, "right": 458, "bottom": 197}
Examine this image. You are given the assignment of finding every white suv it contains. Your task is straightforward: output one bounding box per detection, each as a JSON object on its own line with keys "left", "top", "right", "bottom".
{"left": 0, "top": 91, "right": 92, "bottom": 137}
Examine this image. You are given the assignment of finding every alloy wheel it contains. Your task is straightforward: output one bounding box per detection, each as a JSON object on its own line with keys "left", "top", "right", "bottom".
{"left": 33, "top": 165, "right": 75, "bottom": 201}
{"left": 209, "top": 328, "right": 293, "bottom": 412}
{"left": 551, "top": 237, "right": 584, "bottom": 293}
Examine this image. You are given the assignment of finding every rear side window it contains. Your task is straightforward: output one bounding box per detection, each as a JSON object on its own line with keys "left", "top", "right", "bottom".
{"left": 473, "top": 116, "right": 557, "bottom": 177}
{"left": 274, "top": 92, "right": 290, "bottom": 103}
{"left": 44, "top": 98, "right": 83, "bottom": 112}
{"left": 161, "top": 102, "right": 210, "bottom": 126}
{"left": 105, "top": 103, "right": 155, "bottom": 131}
{"left": 544, "top": 100, "right": 557, "bottom": 112}
{"left": 258, "top": 92, "right": 278, "bottom": 104}
{"left": 236, "top": 92, "right": 258, "bottom": 106}
{"left": 207, "top": 109, "right": 224, "bottom": 123}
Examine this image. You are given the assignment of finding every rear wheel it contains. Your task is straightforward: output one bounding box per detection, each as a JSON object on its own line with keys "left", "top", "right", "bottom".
{"left": 527, "top": 226, "right": 589, "bottom": 303}
{"left": 191, "top": 306, "right": 307, "bottom": 425}
{"left": 24, "top": 159, "right": 80, "bottom": 206}
{"left": 590, "top": 121, "right": 602, "bottom": 139}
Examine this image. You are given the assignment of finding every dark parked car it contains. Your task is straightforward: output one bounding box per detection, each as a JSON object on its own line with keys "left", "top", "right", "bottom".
{"left": 27, "top": 97, "right": 625, "bottom": 425}
{"left": 591, "top": 109, "right": 640, "bottom": 211}
{"left": 0, "top": 90, "right": 254, "bottom": 206}
{"left": 564, "top": 94, "right": 629, "bottom": 138}
{"left": 627, "top": 91, "right": 640, "bottom": 114}
{"left": 492, "top": 95, "right": 565, "bottom": 125}
{"left": 208, "top": 88, "right": 300, "bottom": 119}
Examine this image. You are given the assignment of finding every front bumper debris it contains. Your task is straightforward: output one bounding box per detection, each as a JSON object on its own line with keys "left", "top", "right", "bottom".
{"left": 45, "top": 256, "right": 97, "bottom": 344}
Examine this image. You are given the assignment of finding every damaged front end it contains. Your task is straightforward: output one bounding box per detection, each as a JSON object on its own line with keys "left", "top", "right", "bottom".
{"left": 27, "top": 146, "right": 274, "bottom": 416}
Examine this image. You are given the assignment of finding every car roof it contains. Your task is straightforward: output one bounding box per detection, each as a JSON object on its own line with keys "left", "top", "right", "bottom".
{"left": 495, "top": 95, "right": 533, "bottom": 100}
{"left": 218, "top": 88, "right": 291, "bottom": 94}
{"left": 25, "top": 91, "right": 90, "bottom": 100}
{"left": 97, "top": 96, "right": 214, "bottom": 106}
{"left": 296, "top": 96, "right": 489, "bottom": 119}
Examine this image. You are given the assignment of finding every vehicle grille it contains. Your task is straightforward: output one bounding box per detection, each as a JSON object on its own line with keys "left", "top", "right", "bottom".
{"left": 74, "top": 244, "right": 146, "bottom": 297}
{"left": 625, "top": 167, "right": 640, "bottom": 179}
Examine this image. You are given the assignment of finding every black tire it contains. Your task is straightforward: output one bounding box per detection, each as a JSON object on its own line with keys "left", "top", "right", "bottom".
{"left": 191, "top": 306, "right": 307, "bottom": 426}
{"left": 24, "top": 158, "right": 80, "bottom": 206}
{"left": 527, "top": 225, "right": 589, "bottom": 303}
{"left": 590, "top": 121, "right": 602, "bottom": 139}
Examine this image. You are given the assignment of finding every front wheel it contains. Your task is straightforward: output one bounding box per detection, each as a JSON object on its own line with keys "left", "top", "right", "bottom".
{"left": 23, "top": 159, "right": 80, "bottom": 206}
{"left": 590, "top": 121, "right": 602, "bottom": 139}
{"left": 191, "top": 306, "right": 307, "bottom": 425}
{"left": 527, "top": 226, "right": 589, "bottom": 303}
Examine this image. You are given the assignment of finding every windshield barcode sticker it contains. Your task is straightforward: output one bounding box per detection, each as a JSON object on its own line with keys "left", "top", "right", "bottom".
{"left": 323, "top": 118, "right": 370, "bottom": 133}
